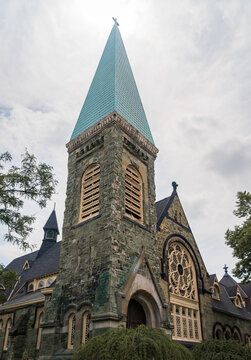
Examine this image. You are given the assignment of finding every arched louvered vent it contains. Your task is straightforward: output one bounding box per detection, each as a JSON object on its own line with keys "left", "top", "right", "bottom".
{"left": 80, "top": 164, "right": 100, "bottom": 221}
{"left": 125, "top": 165, "right": 142, "bottom": 222}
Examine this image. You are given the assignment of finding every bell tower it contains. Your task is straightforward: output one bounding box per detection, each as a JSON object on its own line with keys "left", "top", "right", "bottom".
{"left": 40, "top": 22, "right": 170, "bottom": 357}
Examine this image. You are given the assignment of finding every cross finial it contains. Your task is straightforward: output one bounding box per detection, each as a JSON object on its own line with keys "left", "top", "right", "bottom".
{"left": 223, "top": 264, "right": 229, "bottom": 276}
{"left": 172, "top": 181, "right": 178, "bottom": 192}
{"left": 112, "top": 17, "right": 119, "bottom": 26}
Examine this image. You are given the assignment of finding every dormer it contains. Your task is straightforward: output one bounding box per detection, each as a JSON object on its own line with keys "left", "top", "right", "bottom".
{"left": 210, "top": 274, "right": 221, "bottom": 300}
{"left": 234, "top": 288, "right": 243, "bottom": 308}
{"left": 22, "top": 260, "right": 31, "bottom": 271}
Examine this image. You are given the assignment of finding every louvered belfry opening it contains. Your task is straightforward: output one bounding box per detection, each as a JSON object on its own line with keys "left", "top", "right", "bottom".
{"left": 80, "top": 164, "right": 100, "bottom": 221}
{"left": 125, "top": 165, "right": 143, "bottom": 222}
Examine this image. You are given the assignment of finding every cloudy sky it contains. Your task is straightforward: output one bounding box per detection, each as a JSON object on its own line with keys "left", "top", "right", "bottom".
{"left": 0, "top": 0, "right": 250, "bottom": 281}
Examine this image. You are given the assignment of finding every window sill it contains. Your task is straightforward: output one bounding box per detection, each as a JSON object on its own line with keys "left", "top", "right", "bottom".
{"left": 123, "top": 215, "right": 150, "bottom": 231}
{"left": 72, "top": 214, "right": 101, "bottom": 229}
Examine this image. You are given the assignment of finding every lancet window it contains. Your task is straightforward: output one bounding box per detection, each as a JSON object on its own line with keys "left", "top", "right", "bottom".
{"left": 67, "top": 313, "right": 76, "bottom": 350}
{"left": 82, "top": 312, "right": 91, "bottom": 344}
{"left": 36, "top": 312, "right": 44, "bottom": 350}
{"left": 125, "top": 165, "right": 143, "bottom": 222}
{"left": 167, "top": 241, "right": 202, "bottom": 342}
{"left": 3, "top": 318, "right": 12, "bottom": 350}
{"left": 80, "top": 164, "right": 100, "bottom": 221}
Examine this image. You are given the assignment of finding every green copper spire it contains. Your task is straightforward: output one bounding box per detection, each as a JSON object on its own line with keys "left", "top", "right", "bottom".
{"left": 70, "top": 23, "right": 154, "bottom": 144}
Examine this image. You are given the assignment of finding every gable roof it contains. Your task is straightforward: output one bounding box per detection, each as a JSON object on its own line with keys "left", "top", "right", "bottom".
{"left": 70, "top": 23, "right": 154, "bottom": 144}
{"left": 212, "top": 283, "right": 251, "bottom": 321}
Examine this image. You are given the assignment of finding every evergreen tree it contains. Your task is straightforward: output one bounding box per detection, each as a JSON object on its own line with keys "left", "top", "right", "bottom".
{"left": 0, "top": 150, "right": 58, "bottom": 250}
{"left": 73, "top": 325, "right": 192, "bottom": 360}
{"left": 225, "top": 191, "right": 251, "bottom": 283}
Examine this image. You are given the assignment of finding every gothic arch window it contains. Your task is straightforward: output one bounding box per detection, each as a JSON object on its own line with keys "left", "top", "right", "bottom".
{"left": 36, "top": 312, "right": 44, "bottom": 350}
{"left": 80, "top": 164, "right": 100, "bottom": 221}
{"left": 212, "top": 283, "right": 220, "bottom": 300}
{"left": 3, "top": 318, "right": 12, "bottom": 351}
{"left": 67, "top": 313, "right": 76, "bottom": 350}
{"left": 232, "top": 327, "right": 242, "bottom": 343}
{"left": 234, "top": 293, "right": 242, "bottom": 308}
{"left": 82, "top": 312, "right": 91, "bottom": 345}
{"left": 224, "top": 326, "right": 232, "bottom": 340}
{"left": 213, "top": 323, "right": 223, "bottom": 340}
{"left": 125, "top": 165, "right": 143, "bottom": 223}
{"left": 38, "top": 280, "right": 44, "bottom": 289}
{"left": 28, "top": 282, "right": 34, "bottom": 292}
{"left": 167, "top": 241, "right": 202, "bottom": 342}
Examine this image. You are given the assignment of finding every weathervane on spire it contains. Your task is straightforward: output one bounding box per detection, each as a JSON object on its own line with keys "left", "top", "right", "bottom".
{"left": 112, "top": 17, "right": 119, "bottom": 26}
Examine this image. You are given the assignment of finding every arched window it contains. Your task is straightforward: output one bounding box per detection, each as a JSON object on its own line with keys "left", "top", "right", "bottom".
{"left": 3, "top": 318, "right": 12, "bottom": 350}
{"left": 28, "top": 283, "right": 34, "bottom": 292}
{"left": 125, "top": 165, "right": 143, "bottom": 222}
{"left": 213, "top": 323, "right": 223, "bottom": 340}
{"left": 36, "top": 312, "right": 44, "bottom": 350}
{"left": 47, "top": 278, "right": 53, "bottom": 286}
{"left": 82, "top": 312, "right": 91, "bottom": 344}
{"left": 80, "top": 164, "right": 100, "bottom": 221}
{"left": 38, "top": 281, "right": 44, "bottom": 289}
{"left": 212, "top": 284, "right": 220, "bottom": 300}
{"left": 235, "top": 294, "right": 242, "bottom": 308}
{"left": 167, "top": 242, "right": 202, "bottom": 342}
{"left": 67, "top": 313, "right": 76, "bottom": 350}
{"left": 224, "top": 327, "right": 232, "bottom": 340}
{"left": 232, "top": 327, "right": 242, "bottom": 343}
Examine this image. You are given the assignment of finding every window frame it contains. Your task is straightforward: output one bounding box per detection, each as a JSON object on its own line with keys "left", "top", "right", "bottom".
{"left": 124, "top": 165, "right": 143, "bottom": 223}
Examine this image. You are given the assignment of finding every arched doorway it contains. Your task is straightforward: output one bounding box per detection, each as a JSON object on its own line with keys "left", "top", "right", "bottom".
{"left": 126, "top": 299, "right": 146, "bottom": 329}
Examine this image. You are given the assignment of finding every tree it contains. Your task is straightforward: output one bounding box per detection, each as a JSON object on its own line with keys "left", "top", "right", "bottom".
{"left": 0, "top": 264, "right": 19, "bottom": 304}
{"left": 192, "top": 339, "right": 251, "bottom": 360}
{"left": 225, "top": 191, "right": 251, "bottom": 283}
{"left": 0, "top": 150, "right": 58, "bottom": 250}
{"left": 73, "top": 325, "right": 192, "bottom": 360}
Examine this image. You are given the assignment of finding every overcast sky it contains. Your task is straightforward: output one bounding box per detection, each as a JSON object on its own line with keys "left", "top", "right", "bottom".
{"left": 0, "top": 0, "right": 250, "bottom": 282}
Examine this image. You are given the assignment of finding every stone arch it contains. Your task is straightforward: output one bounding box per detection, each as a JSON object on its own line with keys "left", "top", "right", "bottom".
{"left": 232, "top": 326, "right": 242, "bottom": 343}
{"left": 213, "top": 322, "right": 224, "bottom": 340}
{"left": 224, "top": 325, "right": 232, "bottom": 340}
{"left": 126, "top": 290, "right": 161, "bottom": 328}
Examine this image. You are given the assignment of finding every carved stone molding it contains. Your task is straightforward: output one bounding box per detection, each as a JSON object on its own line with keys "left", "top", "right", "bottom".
{"left": 66, "top": 111, "right": 158, "bottom": 157}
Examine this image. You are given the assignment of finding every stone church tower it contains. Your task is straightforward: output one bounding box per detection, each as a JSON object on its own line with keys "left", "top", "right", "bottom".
{"left": 39, "top": 22, "right": 170, "bottom": 357}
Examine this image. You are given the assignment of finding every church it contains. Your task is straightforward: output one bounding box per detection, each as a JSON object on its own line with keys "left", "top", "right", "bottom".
{"left": 0, "top": 22, "right": 250, "bottom": 360}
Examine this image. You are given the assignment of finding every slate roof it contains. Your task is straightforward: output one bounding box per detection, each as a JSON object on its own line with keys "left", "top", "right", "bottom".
{"left": 212, "top": 284, "right": 251, "bottom": 321}
{"left": 70, "top": 23, "right": 154, "bottom": 144}
{"left": 0, "top": 290, "right": 44, "bottom": 309}
{"left": 43, "top": 210, "right": 59, "bottom": 234}
{"left": 156, "top": 197, "right": 170, "bottom": 222}
{"left": 220, "top": 274, "right": 248, "bottom": 299}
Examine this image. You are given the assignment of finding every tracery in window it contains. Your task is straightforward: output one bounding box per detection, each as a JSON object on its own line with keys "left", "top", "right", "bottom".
{"left": 125, "top": 165, "right": 143, "bottom": 222}
{"left": 167, "top": 241, "right": 202, "bottom": 342}
{"left": 82, "top": 312, "right": 91, "bottom": 344}
{"left": 80, "top": 164, "right": 100, "bottom": 221}
{"left": 168, "top": 243, "right": 196, "bottom": 300}
{"left": 36, "top": 312, "right": 43, "bottom": 350}
{"left": 67, "top": 313, "right": 76, "bottom": 350}
{"left": 3, "top": 318, "right": 12, "bottom": 350}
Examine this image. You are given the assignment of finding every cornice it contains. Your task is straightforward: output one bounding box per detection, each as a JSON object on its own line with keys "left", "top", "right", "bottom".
{"left": 66, "top": 112, "right": 158, "bottom": 157}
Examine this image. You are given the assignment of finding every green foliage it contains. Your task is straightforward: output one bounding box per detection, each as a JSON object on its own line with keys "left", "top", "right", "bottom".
{"left": 0, "top": 263, "right": 19, "bottom": 304}
{"left": 192, "top": 339, "right": 251, "bottom": 360}
{"left": 73, "top": 325, "right": 192, "bottom": 360}
{"left": 225, "top": 191, "right": 251, "bottom": 283}
{"left": 0, "top": 150, "right": 57, "bottom": 250}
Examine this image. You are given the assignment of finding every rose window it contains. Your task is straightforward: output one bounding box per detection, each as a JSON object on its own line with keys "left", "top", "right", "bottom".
{"left": 168, "top": 243, "right": 196, "bottom": 300}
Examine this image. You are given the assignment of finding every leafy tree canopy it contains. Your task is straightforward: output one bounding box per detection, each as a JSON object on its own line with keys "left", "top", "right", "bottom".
{"left": 73, "top": 325, "right": 192, "bottom": 360}
{"left": 0, "top": 264, "right": 18, "bottom": 304}
{"left": 192, "top": 339, "right": 251, "bottom": 360}
{"left": 225, "top": 191, "right": 251, "bottom": 283}
{"left": 0, "top": 150, "right": 58, "bottom": 250}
